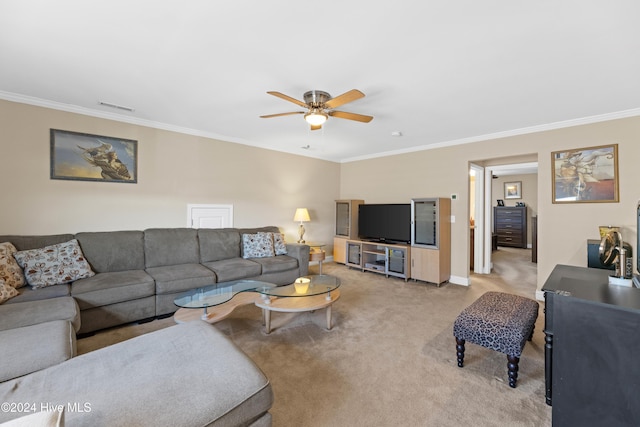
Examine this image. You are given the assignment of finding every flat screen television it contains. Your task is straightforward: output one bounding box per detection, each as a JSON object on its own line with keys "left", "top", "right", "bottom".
{"left": 358, "top": 204, "right": 411, "bottom": 244}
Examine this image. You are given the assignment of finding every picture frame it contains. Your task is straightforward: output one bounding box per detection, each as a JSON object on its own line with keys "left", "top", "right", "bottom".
{"left": 50, "top": 129, "right": 137, "bottom": 183}
{"left": 551, "top": 144, "right": 618, "bottom": 203}
{"left": 497, "top": 199, "right": 505, "bottom": 206}
{"left": 504, "top": 181, "right": 522, "bottom": 200}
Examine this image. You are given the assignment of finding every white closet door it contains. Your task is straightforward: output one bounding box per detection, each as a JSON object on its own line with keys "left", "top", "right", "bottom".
{"left": 187, "top": 204, "right": 233, "bottom": 229}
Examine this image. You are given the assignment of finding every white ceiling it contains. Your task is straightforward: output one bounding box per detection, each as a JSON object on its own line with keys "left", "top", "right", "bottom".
{"left": 1, "top": 1, "right": 639, "bottom": 163}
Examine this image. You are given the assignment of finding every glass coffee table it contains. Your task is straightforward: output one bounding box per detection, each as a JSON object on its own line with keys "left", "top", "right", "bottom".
{"left": 173, "top": 279, "right": 276, "bottom": 323}
{"left": 173, "top": 276, "right": 340, "bottom": 333}
{"left": 256, "top": 275, "right": 340, "bottom": 333}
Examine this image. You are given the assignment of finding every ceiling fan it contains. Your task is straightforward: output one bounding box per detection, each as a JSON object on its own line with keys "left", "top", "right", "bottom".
{"left": 260, "top": 89, "right": 373, "bottom": 130}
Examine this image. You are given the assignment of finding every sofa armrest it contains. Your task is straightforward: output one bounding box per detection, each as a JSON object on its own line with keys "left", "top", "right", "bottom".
{"left": 285, "top": 243, "right": 310, "bottom": 276}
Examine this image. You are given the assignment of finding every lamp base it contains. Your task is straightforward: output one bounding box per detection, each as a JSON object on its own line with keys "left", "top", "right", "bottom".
{"left": 297, "top": 223, "right": 306, "bottom": 244}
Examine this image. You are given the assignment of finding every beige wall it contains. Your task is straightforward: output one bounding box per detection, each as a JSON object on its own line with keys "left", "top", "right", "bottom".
{"left": 3, "top": 99, "right": 640, "bottom": 292}
{"left": 492, "top": 173, "right": 538, "bottom": 245}
{"left": 0, "top": 100, "right": 341, "bottom": 245}
{"left": 341, "top": 117, "right": 640, "bottom": 291}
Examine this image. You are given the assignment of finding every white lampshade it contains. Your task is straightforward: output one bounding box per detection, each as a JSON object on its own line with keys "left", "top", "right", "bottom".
{"left": 293, "top": 208, "right": 311, "bottom": 222}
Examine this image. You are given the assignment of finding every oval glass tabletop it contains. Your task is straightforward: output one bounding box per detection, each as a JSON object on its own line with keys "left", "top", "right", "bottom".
{"left": 257, "top": 275, "right": 340, "bottom": 297}
{"left": 174, "top": 279, "right": 276, "bottom": 309}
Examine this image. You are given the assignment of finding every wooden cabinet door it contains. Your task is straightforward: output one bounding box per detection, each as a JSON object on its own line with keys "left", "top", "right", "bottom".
{"left": 333, "top": 237, "right": 346, "bottom": 264}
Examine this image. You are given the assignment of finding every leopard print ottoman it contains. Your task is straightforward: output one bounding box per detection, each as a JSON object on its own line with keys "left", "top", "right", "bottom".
{"left": 453, "top": 291, "right": 539, "bottom": 388}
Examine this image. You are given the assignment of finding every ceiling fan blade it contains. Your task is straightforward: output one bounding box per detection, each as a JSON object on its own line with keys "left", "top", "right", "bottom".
{"left": 310, "top": 124, "right": 322, "bottom": 131}
{"left": 324, "top": 89, "right": 365, "bottom": 109}
{"left": 266, "top": 91, "right": 308, "bottom": 108}
{"left": 328, "top": 110, "right": 373, "bottom": 123}
{"left": 260, "top": 111, "right": 305, "bottom": 118}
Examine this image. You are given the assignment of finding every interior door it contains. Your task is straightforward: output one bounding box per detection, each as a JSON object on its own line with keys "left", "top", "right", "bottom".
{"left": 188, "top": 204, "right": 233, "bottom": 229}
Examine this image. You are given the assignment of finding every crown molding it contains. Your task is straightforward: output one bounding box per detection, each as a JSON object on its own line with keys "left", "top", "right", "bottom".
{"left": 340, "top": 107, "right": 640, "bottom": 163}
{"left": 0, "top": 90, "right": 251, "bottom": 144}
{"left": 3, "top": 90, "right": 639, "bottom": 164}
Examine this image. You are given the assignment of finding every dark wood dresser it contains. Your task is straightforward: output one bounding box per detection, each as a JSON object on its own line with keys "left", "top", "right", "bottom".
{"left": 493, "top": 206, "right": 527, "bottom": 248}
{"left": 542, "top": 264, "right": 640, "bottom": 426}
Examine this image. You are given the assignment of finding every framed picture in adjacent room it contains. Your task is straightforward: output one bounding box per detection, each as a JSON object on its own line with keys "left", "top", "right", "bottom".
{"left": 551, "top": 144, "right": 618, "bottom": 203}
{"left": 50, "top": 129, "right": 138, "bottom": 183}
{"left": 504, "top": 181, "right": 522, "bottom": 199}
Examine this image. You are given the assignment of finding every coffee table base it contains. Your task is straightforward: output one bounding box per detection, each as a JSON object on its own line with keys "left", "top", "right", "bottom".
{"left": 255, "top": 289, "right": 341, "bottom": 334}
{"left": 174, "top": 292, "right": 261, "bottom": 324}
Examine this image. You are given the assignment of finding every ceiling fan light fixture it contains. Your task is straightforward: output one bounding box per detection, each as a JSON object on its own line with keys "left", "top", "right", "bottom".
{"left": 304, "top": 110, "right": 328, "bottom": 126}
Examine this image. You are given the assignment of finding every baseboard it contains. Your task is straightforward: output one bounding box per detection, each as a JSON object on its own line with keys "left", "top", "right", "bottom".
{"left": 449, "top": 275, "right": 470, "bottom": 286}
{"left": 535, "top": 290, "right": 545, "bottom": 301}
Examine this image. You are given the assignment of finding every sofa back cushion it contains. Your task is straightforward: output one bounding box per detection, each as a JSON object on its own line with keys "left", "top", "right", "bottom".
{"left": 0, "top": 234, "right": 74, "bottom": 251}
{"left": 144, "top": 228, "right": 199, "bottom": 268}
{"left": 198, "top": 229, "right": 241, "bottom": 262}
{"left": 75, "top": 231, "right": 145, "bottom": 273}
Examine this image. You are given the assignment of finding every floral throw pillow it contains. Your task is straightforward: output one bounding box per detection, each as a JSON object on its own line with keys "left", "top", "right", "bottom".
{"left": 0, "top": 279, "right": 18, "bottom": 304}
{"left": 13, "top": 239, "right": 95, "bottom": 288}
{"left": 262, "top": 232, "right": 287, "bottom": 255}
{"left": 0, "top": 242, "right": 26, "bottom": 288}
{"left": 242, "top": 233, "right": 275, "bottom": 259}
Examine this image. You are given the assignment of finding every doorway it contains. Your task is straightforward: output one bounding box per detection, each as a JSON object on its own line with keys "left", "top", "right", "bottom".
{"left": 469, "top": 161, "right": 538, "bottom": 286}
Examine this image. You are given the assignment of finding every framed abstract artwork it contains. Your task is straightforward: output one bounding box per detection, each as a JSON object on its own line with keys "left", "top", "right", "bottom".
{"left": 50, "top": 129, "right": 137, "bottom": 183}
{"left": 551, "top": 144, "right": 618, "bottom": 203}
{"left": 504, "top": 181, "right": 522, "bottom": 199}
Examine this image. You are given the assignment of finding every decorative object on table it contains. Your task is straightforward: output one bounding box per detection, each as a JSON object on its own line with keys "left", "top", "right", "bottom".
{"left": 497, "top": 199, "right": 504, "bottom": 206}
{"left": 294, "top": 277, "right": 310, "bottom": 294}
{"left": 504, "top": 181, "right": 522, "bottom": 199}
{"left": 551, "top": 144, "right": 619, "bottom": 203}
{"left": 50, "top": 129, "right": 137, "bottom": 183}
{"left": 598, "top": 225, "right": 620, "bottom": 238}
{"left": 599, "top": 228, "right": 632, "bottom": 285}
{"left": 516, "top": 202, "right": 526, "bottom": 207}
{"left": 293, "top": 208, "right": 310, "bottom": 243}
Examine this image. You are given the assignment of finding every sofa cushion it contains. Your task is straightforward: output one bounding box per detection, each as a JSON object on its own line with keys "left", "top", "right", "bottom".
{"left": 0, "top": 408, "right": 64, "bottom": 427}
{"left": 3, "top": 284, "right": 71, "bottom": 305}
{"left": 202, "top": 258, "right": 262, "bottom": 282}
{"left": 198, "top": 228, "right": 242, "bottom": 262}
{"left": 71, "top": 270, "right": 155, "bottom": 310}
{"left": 75, "top": 231, "right": 145, "bottom": 272}
{"left": 13, "top": 239, "right": 95, "bottom": 288}
{"left": 0, "top": 320, "right": 76, "bottom": 383}
{"left": 144, "top": 228, "right": 200, "bottom": 268}
{"left": 0, "top": 321, "right": 273, "bottom": 426}
{"left": 0, "top": 242, "right": 26, "bottom": 288}
{"left": 0, "top": 279, "right": 18, "bottom": 304}
{"left": 0, "top": 234, "right": 74, "bottom": 251}
{"left": 147, "top": 263, "right": 215, "bottom": 295}
{"left": 0, "top": 296, "right": 80, "bottom": 332}
{"left": 252, "top": 255, "right": 299, "bottom": 274}
{"left": 242, "top": 233, "right": 275, "bottom": 259}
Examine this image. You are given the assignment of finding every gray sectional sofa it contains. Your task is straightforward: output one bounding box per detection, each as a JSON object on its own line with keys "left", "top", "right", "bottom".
{"left": 1, "top": 226, "right": 310, "bottom": 334}
{"left": 0, "top": 226, "right": 306, "bottom": 426}
{"left": 0, "top": 320, "right": 274, "bottom": 426}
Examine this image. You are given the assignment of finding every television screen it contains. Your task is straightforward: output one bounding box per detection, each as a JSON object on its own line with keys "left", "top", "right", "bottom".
{"left": 358, "top": 204, "right": 411, "bottom": 243}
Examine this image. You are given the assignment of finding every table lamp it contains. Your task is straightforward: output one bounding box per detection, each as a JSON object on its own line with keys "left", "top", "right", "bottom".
{"left": 293, "top": 208, "right": 310, "bottom": 243}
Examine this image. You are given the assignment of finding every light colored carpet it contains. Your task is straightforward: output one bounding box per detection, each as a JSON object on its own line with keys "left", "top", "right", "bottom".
{"left": 78, "top": 247, "right": 551, "bottom": 426}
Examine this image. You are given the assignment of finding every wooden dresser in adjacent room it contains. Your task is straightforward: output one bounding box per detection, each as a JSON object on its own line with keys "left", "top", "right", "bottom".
{"left": 493, "top": 206, "right": 527, "bottom": 248}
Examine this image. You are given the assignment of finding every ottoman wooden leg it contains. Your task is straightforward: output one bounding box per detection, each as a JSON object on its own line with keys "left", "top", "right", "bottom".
{"left": 507, "top": 355, "right": 519, "bottom": 388}
{"left": 456, "top": 337, "right": 466, "bottom": 367}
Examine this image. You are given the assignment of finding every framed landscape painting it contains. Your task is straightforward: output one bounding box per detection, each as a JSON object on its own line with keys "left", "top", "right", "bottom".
{"left": 551, "top": 144, "right": 618, "bottom": 203}
{"left": 50, "top": 129, "right": 137, "bottom": 183}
